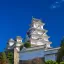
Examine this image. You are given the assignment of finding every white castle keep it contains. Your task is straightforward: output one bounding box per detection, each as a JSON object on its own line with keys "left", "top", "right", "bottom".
{"left": 6, "top": 17, "right": 60, "bottom": 64}
{"left": 27, "top": 18, "right": 52, "bottom": 48}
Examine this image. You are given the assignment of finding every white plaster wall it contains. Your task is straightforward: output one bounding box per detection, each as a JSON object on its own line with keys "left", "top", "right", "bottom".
{"left": 37, "top": 41, "right": 44, "bottom": 45}
{"left": 33, "top": 24, "right": 37, "bottom": 28}
{"left": 33, "top": 23, "right": 43, "bottom": 30}
{"left": 45, "top": 54, "right": 56, "bottom": 61}
{"left": 45, "top": 49, "right": 58, "bottom": 55}
{"left": 19, "top": 49, "right": 44, "bottom": 60}
{"left": 41, "top": 25, "right": 43, "bottom": 29}
{"left": 31, "top": 41, "right": 36, "bottom": 45}
{"left": 9, "top": 42, "right": 14, "bottom": 46}
{"left": 19, "top": 47, "right": 59, "bottom": 61}
{"left": 17, "top": 39, "right": 22, "bottom": 42}
{"left": 31, "top": 40, "right": 45, "bottom": 46}
{"left": 46, "top": 44, "right": 50, "bottom": 48}
{"left": 38, "top": 31, "right": 43, "bottom": 35}
{"left": 31, "top": 31, "right": 37, "bottom": 34}
{"left": 31, "top": 34, "right": 44, "bottom": 39}
{"left": 44, "top": 48, "right": 59, "bottom": 61}
{"left": 44, "top": 38, "right": 48, "bottom": 41}
{"left": 31, "top": 35, "right": 38, "bottom": 39}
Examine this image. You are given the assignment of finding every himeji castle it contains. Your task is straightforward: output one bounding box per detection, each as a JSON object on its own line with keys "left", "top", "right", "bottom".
{"left": 6, "top": 17, "right": 60, "bottom": 64}
{"left": 27, "top": 18, "right": 51, "bottom": 48}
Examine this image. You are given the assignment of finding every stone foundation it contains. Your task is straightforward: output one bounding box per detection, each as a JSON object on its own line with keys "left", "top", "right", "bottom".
{"left": 14, "top": 48, "right": 19, "bottom": 64}
{"left": 19, "top": 57, "right": 45, "bottom": 64}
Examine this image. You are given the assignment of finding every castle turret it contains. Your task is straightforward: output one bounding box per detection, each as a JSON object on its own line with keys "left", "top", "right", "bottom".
{"left": 15, "top": 36, "right": 23, "bottom": 52}
{"left": 6, "top": 36, "right": 23, "bottom": 51}
{"left": 6, "top": 36, "right": 23, "bottom": 64}
{"left": 7, "top": 38, "right": 15, "bottom": 50}
{"left": 27, "top": 18, "right": 52, "bottom": 48}
{"left": 14, "top": 36, "right": 23, "bottom": 64}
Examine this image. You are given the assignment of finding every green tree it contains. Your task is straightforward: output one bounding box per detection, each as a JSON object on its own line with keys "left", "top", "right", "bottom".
{"left": 60, "top": 61, "right": 64, "bottom": 64}
{"left": 57, "top": 37, "right": 64, "bottom": 63}
{"left": 45, "top": 60, "right": 58, "bottom": 64}
{"left": 20, "top": 45, "right": 23, "bottom": 50}
{"left": 1, "top": 52, "right": 7, "bottom": 64}
{"left": 24, "top": 42, "right": 31, "bottom": 48}
{"left": 7, "top": 51, "right": 14, "bottom": 64}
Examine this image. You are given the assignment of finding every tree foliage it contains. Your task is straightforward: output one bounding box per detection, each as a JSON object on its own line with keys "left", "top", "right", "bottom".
{"left": 60, "top": 61, "right": 64, "bottom": 64}
{"left": 24, "top": 42, "right": 31, "bottom": 48}
{"left": 57, "top": 37, "right": 64, "bottom": 63}
{"left": 7, "top": 51, "right": 14, "bottom": 64}
{"left": 20, "top": 45, "right": 23, "bottom": 50}
{"left": 45, "top": 60, "right": 58, "bottom": 64}
{"left": 1, "top": 52, "right": 7, "bottom": 64}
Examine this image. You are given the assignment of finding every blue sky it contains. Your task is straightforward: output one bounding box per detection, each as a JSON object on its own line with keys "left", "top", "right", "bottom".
{"left": 0, "top": 0, "right": 64, "bottom": 52}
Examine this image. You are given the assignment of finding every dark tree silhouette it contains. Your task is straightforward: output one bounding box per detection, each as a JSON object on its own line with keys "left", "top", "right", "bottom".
{"left": 57, "top": 37, "right": 64, "bottom": 63}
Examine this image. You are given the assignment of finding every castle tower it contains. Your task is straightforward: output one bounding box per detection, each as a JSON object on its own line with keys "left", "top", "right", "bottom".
{"left": 15, "top": 36, "right": 23, "bottom": 52}
{"left": 27, "top": 18, "right": 52, "bottom": 48}
{"left": 6, "top": 38, "right": 15, "bottom": 50}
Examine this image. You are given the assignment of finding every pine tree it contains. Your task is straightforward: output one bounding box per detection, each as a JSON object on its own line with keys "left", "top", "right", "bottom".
{"left": 57, "top": 37, "right": 64, "bottom": 63}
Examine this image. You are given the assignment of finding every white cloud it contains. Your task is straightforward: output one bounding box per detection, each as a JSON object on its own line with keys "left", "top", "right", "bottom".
{"left": 50, "top": 0, "right": 64, "bottom": 9}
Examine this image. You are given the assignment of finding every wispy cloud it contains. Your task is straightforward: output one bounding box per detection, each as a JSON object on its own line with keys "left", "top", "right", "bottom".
{"left": 51, "top": 5, "right": 57, "bottom": 9}
{"left": 55, "top": 1, "right": 59, "bottom": 4}
{"left": 50, "top": 0, "right": 64, "bottom": 9}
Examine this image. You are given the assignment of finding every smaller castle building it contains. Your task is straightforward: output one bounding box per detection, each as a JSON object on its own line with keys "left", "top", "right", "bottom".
{"left": 6, "top": 36, "right": 23, "bottom": 64}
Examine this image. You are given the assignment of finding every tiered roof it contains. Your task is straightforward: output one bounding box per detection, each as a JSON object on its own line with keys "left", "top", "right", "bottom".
{"left": 27, "top": 17, "right": 52, "bottom": 48}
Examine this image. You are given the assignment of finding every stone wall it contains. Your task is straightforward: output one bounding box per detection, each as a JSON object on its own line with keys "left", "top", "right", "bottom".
{"left": 19, "top": 57, "right": 45, "bottom": 64}
{"left": 14, "top": 48, "right": 19, "bottom": 64}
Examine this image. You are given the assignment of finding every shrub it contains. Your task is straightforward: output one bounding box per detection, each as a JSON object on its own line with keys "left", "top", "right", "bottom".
{"left": 24, "top": 42, "right": 31, "bottom": 48}
{"left": 45, "top": 60, "right": 58, "bottom": 64}
{"left": 60, "top": 61, "right": 64, "bottom": 64}
{"left": 7, "top": 51, "right": 14, "bottom": 64}
{"left": 20, "top": 45, "right": 23, "bottom": 50}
